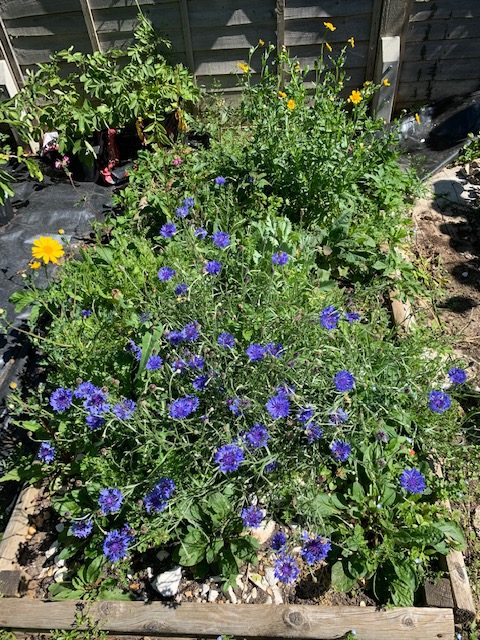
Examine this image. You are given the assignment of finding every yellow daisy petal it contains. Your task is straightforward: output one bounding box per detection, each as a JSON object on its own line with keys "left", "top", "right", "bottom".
{"left": 32, "top": 236, "right": 64, "bottom": 265}
{"left": 323, "top": 21, "right": 336, "bottom": 31}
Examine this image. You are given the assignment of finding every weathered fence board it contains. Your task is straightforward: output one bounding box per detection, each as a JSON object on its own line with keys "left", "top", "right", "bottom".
{"left": 285, "top": 14, "right": 371, "bottom": 46}
{"left": 0, "top": 600, "right": 454, "bottom": 639}
{"left": 284, "top": 0, "right": 373, "bottom": 20}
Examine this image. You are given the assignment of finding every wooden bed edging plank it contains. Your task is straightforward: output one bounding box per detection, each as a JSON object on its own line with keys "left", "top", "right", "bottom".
{"left": 0, "top": 600, "right": 454, "bottom": 639}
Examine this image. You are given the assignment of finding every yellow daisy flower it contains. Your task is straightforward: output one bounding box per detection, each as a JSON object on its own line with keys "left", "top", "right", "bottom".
{"left": 258, "top": 39, "right": 265, "bottom": 46}
{"left": 278, "top": 90, "right": 287, "bottom": 99}
{"left": 325, "top": 42, "right": 332, "bottom": 52}
{"left": 58, "top": 228, "right": 65, "bottom": 235}
{"left": 324, "top": 21, "right": 336, "bottom": 31}
{"left": 237, "top": 62, "right": 250, "bottom": 73}
{"left": 32, "top": 236, "right": 64, "bottom": 264}
{"left": 348, "top": 37, "right": 355, "bottom": 48}
{"left": 383, "top": 78, "right": 391, "bottom": 87}
{"left": 348, "top": 90, "right": 362, "bottom": 105}
{"left": 287, "top": 99, "right": 296, "bottom": 110}
{"left": 415, "top": 112, "right": 421, "bottom": 124}
{"left": 30, "top": 261, "right": 41, "bottom": 270}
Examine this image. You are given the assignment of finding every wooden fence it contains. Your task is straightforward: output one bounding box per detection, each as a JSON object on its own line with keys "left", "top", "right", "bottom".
{"left": 0, "top": 0, "right": 479, "bottom": 114}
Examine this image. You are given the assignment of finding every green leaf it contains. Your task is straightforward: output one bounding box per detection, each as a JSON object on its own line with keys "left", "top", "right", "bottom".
{"left": 330, "top": 561, "right": 357, "bottom": 592}
{"left": 136, "top": 325, "right": 164, "bottom": 380}
{"left": 434, "top": 521, "right": 466, "bottom": 550}
{"left": 85, "top": 555, "right": 105, "bottom": 583}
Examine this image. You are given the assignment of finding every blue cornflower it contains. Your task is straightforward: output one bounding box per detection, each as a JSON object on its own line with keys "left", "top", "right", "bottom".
{"left": 158, "top": 266, "right": 176, "bottom": 282}
{"left": 320, "top": 305, "right": 340, "bottom": 330}
{"left": 297, "top": 407, "right": 314, "bottom": 423}
{"left": 329, "top": 408, "right": 349, "bottom": 425}
{"left": 165, "top": 330, "right": 184, "bottom": 345}
{"left": 227, "top": 397, "right": 242, "bottom": 416}
{"left": 182, "top": 321, "right": 200, "bottom": 342}
{"left": 169, "top": 395, "right": 200, "bottom": 419}
{"left": 81, "top": 309, "right": 92, "bottom": 318}
{"left": 98, "top": 488, "right": 123, "bottom": 515}
{"left": 271, "top": 531, "right": 287, "bottom": 551}
{"left": 334, "top": 370, "right": 355, "bottom": 392}
{"left": 246, "top": 343, "right": 265, "bottom": 362}
{"left": 194, "top": 227, "right": 208, "bottom": 239}
{"left": 127, "top": 339, "right": 142, "bottom": 361}
{"left": 160, "top": 222, "right": 177, "bottom": 238}
{"left": 264, "top": 460, "right": 278, "bottom": 473}
{"left": 241, "top": 505, "right": 264, "bottom": 528}
{"left": 175, "top": 205, "right": 190, "bottom": 218}
{"left": 274, "top": 554, "right": 300, "bottom": 584}
{"left": 112, "top": 399, "right": 136, "bottom": 420}
{"left": 330, "top": 440, "right": 351, "bottom": 462}
{"left": 144, "top": 477, "right": 176, "bottom": 514}
{"left": 84, "top": 389, "right": 109, "bottom": 416}
{"left": 188, "top": 355, "right": 204, "bottom": 370}
{"left": 49, "top": 388, "right": 72, "bottom": 412}
{"left": 272, "top": 251, "right": 289, "bottom": 266}
{"left": 171, "top": 358, "right": 187, "bottom": 373}
{"left": 400, "top": 468, "right": 426, "bottom": 494}
{"left": 301, "top": 535, "right": 332, "bottom": 565}
{"left": 215, "top": 444, "right": 244, "bottom": 473}
{"left": 428, "top": 390, "right": 452, "bottom": 414}
{"left": 37, "top": 441, "right": 55, "bottom": 464}
{"left": 74, "top": 381, "right": 96, "bottom": 399}
{"left": 193, "top": 374, "right": 209, "bottom": 391}
{"left": 146, "top": 355, "right": 163, "bottom": 371}
{"left": 344, "top": 311, "right": 360, "bottom": 322}
{"left": 218, "top": 332, "right": 235, "bottom": 348}
{"left": 175, "top": 283, "right": 189, "bottom": 296}
{"left": 265, "top": 342, "right": 284, "bottom": 357}
{"left": 305, "top": 423, "right": 323, "bottom": 443}
{"left": 448, "top": 367, "right": 467, "bottom": 385}
{"left": 266, "top": 393, "right": 290, "bottom": 419}
{"left": 276, "top": 383, "right": 295, "bottom": 397}
{"left": 103, "top": 528, "right": 131, "bottom": 562}
{"left": 245, "top": 423, "right": 269, "bottom": 449}
{"left": 71, "top": 519, "right": 93, "bottom": 539}
{"left": 205, "top": 260, "right": 222, "bottom": 275}
{"left": 215, "top": 176, "right": 226, "bottom": 185}
{"left": 212, "top": 231, "right": 230, "bottom": 249}
{"left": 86, "top": 414, "right": 105, "bottom": 430}
{"left": 183, "top": 197, "right": 195, "bottom": 208}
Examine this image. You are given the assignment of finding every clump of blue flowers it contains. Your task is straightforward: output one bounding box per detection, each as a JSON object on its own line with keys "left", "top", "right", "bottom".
{"left": 215, "top": 444, "right": 244, "bottom": 473}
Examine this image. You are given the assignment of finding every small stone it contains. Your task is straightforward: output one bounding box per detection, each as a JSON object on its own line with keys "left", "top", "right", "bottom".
{"left": 156, "top": 549, "right": 169, "bottom": 561}
{"left": 45, "top": 541, "right": 59, "bottom": 559}
{"left": 227, "top": 586, "right": 237, "bottom": 604}
{"left": 208, "top": 589, "right": 219, "bottom": 602}
{"left": 235, "top": 575, "right": 244, "bottom": 590}
{"left": 184, "top": 590, "right": 193, "bottom": 598}
{"left": 151, "top": 567, "right": 182, "bottom": 597}
{"left": 146, "top": 567, "right": 154, "bottom": 579}
{"left": 54, "top": 557, "right": 65, "bottom": 568}
{"left": 248, "top": 572, "right": 269, "bottom": 592}
{"left": 265, "top": 595, "right": 273, "bottom": 604}
{"left": 250, "top": 519, "right": 276, "bottom": 545}
{"left": 360, "top": 600, "right": 366, "bottom": 607}
{"left": 55, "top": 523, "right": 65, "bottom": 533}
{"left": 462, "top": 271, "right": 469, "bottom": 278}
{"left": 264, "top": 567, "right": 277, "bottom": 587}
{"left": 54, "top": 567, "right": 68, "bottom": 583}
{"left": 27, "top": 526, "right": 36, "bottom": 535}
{"left": 272, "top": 585, "right": 283, "bottom": 604}
{"left": 250, "top": 587, "right": 258, "bottom": 600}
{"left": 25, "top": 534, "right": 32, "bottom": 541}
{"left": 201, "top": 583, "right": 210, "bottom": 597}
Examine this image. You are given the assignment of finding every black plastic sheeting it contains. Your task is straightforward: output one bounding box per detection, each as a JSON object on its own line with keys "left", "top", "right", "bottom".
{"left": 398, "top": 92, "right": 480, "bottom": 178}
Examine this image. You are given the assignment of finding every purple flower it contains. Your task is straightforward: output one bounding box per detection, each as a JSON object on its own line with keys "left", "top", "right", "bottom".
{"left": 271, "top": 531, "right": 287, "bottom": 551}
{"left": 276, "top": 383, "right": 295, "bottom": 397}
{"left": 218, "top": 332, "right": 235, "bottom": 348}
{"left": 171, "top": 358, "right": 187, "bottom": 373}
{"left": 265, "top": 342, "right": 284, "bottom": 357}
{"left": 266, "top": 393, "right": 290, "bottom": 419}
{"left": 158, "top": 266, "right": 176, "bottom": 282}
{"left": 264, "top": 460, "right": 278, "bottom": 473}
{"left": 71, "top": 519, "right": 93, "bottom": 539}
{"left": 175, "top": 205, "right": 190, "bottom": 218}
{"left": 188, "top": 355, "right": 205, "bottom": 370}
{"left": 103, "top": 528, "right": 131, "bottom": 562}
{"left": 146, "top": 355, "right": 163, "bottom": 371}
{"left": 49, "top": 388, "right": 73, "bottom": 412}
{"left": 329, "top": 408, "right": 349, "bottom": 425}
{"left": 320, "top": 305, "right": 340, "bottom": 330}
{"left": 144, "top": 477, "right": 176, "bottom": 514}
{"left": 86, "top": 414, "right": 105, "bottom": 430}
{"left": 215, "top": 176, "right": 226, "bottom": 185}
{"left": 169, "top": 395, "right": 200, "bottom": 419}
{"left": 241, "top": 505, "right": 264, "bottom": 528}
{"left": 165, "top": 330, "right": 184, "bottom": 345}
{"left": 345, "top": 311, "right": 360, "bottom": 322}
{"left": 183, "top": 197, "right": 195, "bottom": 208}
{"left": 160, "top": 222, "right": 177, "bottom": 239}
{"left": 400, "top": 468, "right": 426, "bottom": 494}
{"left": 297, "top": 407, "right": 314, "bottom": 424}
{"left": 305, "top": 422, "right": 323, "bottom": 443}
{"left": 175, "top": 283, "right": 189, "bottom": 296}
{"left": 127, "top": 339, "right": 142, "bottom": 361}
{"left": 112, "top": 399, "right": 136, "bottom": 420}
{"left": 227, "top": 397, "right": 242, "bottom": 416}
{"left": 246, "top": 343, "right": 265, "bottom": 362}
{"left": 215, "top": 444, "right": 244, "bottom": 473}
{"left": 376, "top": 430, "right": 389, "bottom": 443}
{"left": 301, "top": 535, "right": 331, "bottom": 565}
{"left": 81, "top": 309, "right": 92, "bottom": 318}
{"left": 98, "top": 488, "right": 123, "bottom": 515}
{"left": 245, "top": 423, "right": 269, "bottom": 449}
{"left": 334, "top": 370, "right": 355, "bottom": 392}
{"left": 84, "top": 389, "right": 110, "bottom": 416}
{"left": 37, "top": 441, "right": 55, "bottom": 464}
{"left": 182, "top": 321, "right": 200, "bottom": 342}
{"left": 330, "top": 440, "right": 351, "bottom": 462}
{"left": 205, "top": 260, "right": 222, "bottom": 275}
{"left": 74, "top": 381, "right": 96, "bottom": 399}
{"left": 212, "top": 231, "right": 230, "bottom": 249}
{"left": 448, "top": 367, "right": 467, "bottom": 385}
{"left": 274, "top": 554, "right": 300, "bottom": 584}
{"left": 428, "top": 390, "right": 451, "bottom": 414}
{"left": 194, "top": 227, "right": 208, "bottom": 239}
{"left": 272, "top": 251, "right": 289, "bottom": 266}
{"left": 193, "top": 374, "right": 209, "bottom": 391}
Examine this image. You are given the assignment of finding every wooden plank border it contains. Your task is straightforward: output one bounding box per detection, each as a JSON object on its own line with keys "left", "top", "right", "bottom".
{"left": 0, "top": 600, "right": 454, "bottom": 639}
{"left": 79, "top": 0, "right": 102, "bottom": 52}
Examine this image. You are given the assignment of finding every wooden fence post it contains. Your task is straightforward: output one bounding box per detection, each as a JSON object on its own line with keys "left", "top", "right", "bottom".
{"left": 0, "top": 17, "right": 23, "bottom": 89}
{"left": 79, "top": 0, "right": 101, "bottom": 52}
{"left": 179, "top": 0, "right": 195, "bottom": 76}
